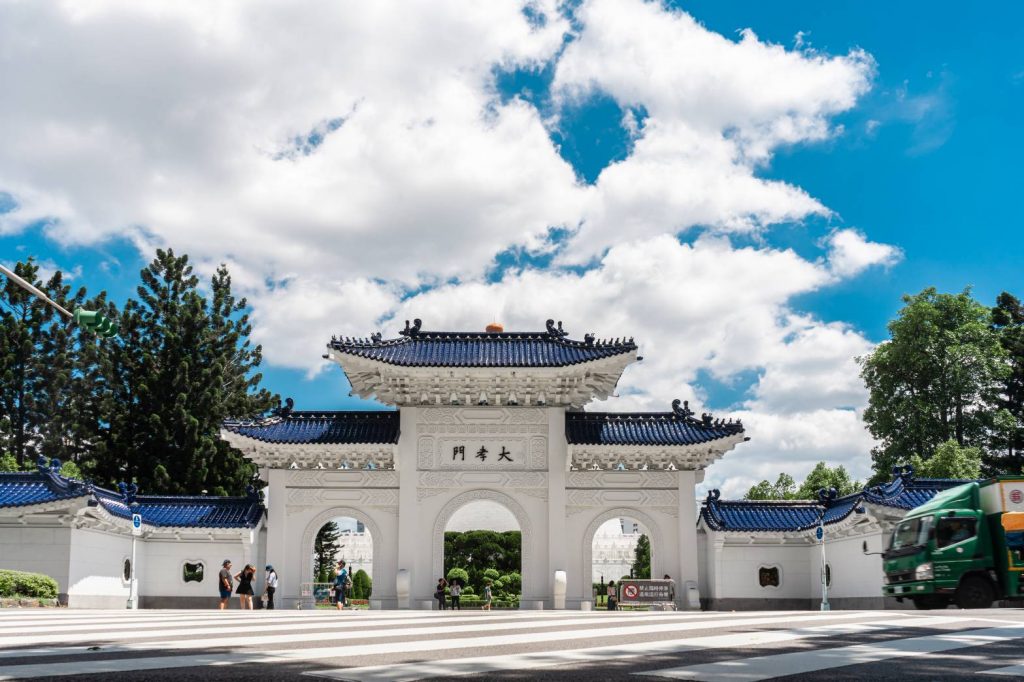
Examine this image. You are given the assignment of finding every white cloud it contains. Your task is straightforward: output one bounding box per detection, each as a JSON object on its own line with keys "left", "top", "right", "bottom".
{"left": 825, "top": 228, "right": 903, "bottom": 278}
{"left": 0, "top": 0, "right": 890, "bottom": 494}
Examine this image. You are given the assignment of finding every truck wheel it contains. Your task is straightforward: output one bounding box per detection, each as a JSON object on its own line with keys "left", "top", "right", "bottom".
{"left": 913, "top": 595, "right": 949, "bottom": 610}
{"left": 956, "top": 576, "right": 994, "bottom": 609}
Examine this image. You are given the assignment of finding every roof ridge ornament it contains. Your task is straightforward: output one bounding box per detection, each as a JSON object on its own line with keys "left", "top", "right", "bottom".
{"left": 399, "top": 319, "right": 422, "bottom": 337}
{"left": 817, "top": 487, "right": 838, "bottom": 504}
{"left": 370, "top": 332, "right": 382, "bottom": 344}
{"left": 546, "top": 319, "right": 568, "bottom": 337}
{"left": 117, "top": 481, "right": 139, "bottom": 506}
{"left": 272, "top": 397, "right": 295, "bottom": 418}
{"left": 671, "top": 399, "right": 694, "bottom": 419}
{"left": 891, "top": 464, "right": 915, "bottom": 480}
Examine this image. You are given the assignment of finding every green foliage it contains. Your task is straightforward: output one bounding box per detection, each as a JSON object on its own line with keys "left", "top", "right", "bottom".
{"left": 859, "top": 287, "right": 1008, "bottom": 481}
{"left": 794, "top": 462, "right": 860, "bottom": 498}
{"left": 745, "top": 473, "right": 797, "bottom": 500}
{"left": 446, "top": 567, "right": 470, "bottom": 585}
{"left": 444, "top": 530, "right": 521, "bottom": 592}
{"left": 990, "top": 292, "right": 1024, "bottom": 474}
{"left": 909, "top": 440, "right": 983, "bottom": 479}
{"left": 314, "top": 521, "right": 341, "bottom": 583}
{"left": 350, "top": 569, "right": 372, "bottom": 599}
{"left": 59, "top": 460, "right": 83, "bottom": 480}
{"left": 0, "top": 453, "right": 18, "bottom": 473}
{"left": 461, "top": 585, "right": 474, "bottom": 595}
{"left": 0, "top": 569, "right": 58, "bottom": 599}
{"left": 631, "top": 534, "right": 651, "bottom": 578}
{"left": 86, "top": 251, "right": 276, "bottom": 494}
{"left": 498, "top": 571, "right": 521, "bottom": 592}
{"left": 744, "top": 464, "right": 859, "bottom": 500}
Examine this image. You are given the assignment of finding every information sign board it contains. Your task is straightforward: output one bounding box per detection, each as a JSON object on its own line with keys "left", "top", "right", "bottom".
{"left": 616, "top": 579, "right": 675, "bottom": 604}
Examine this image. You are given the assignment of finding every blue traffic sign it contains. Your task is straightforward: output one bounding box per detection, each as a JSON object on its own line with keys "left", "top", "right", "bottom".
{"left": 131, "top": 513, "right": 142, "bottom": 536}
{"left": 815, "top": 526, "right": 823, "bottom": 540}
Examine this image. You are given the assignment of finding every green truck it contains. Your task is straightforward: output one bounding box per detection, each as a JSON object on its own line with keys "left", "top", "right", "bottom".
{"left": 880, "top": 476, "right": 1024, "bottom": 609}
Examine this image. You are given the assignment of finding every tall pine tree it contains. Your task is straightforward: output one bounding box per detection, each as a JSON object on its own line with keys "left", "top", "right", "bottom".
{"left": 87, "top": 249, "right": 275, "bottom": 494}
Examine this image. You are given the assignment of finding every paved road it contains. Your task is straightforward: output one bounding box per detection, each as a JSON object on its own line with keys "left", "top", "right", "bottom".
{"left": 1, "top": 607, "right": 1024, "bottom": 681}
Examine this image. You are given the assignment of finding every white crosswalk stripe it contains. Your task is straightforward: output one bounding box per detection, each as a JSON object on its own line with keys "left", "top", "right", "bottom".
{"left": 0, "top": 608, "right": 1012, "bottom": 681}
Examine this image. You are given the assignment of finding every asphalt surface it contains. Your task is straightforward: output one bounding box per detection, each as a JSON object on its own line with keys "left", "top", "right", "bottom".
{"left": 1, "top": 607, "right": 1023, "bottom": 681}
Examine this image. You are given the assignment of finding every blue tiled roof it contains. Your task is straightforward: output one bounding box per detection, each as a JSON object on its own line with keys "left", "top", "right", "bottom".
{"left": 700, "top": 468, "right": 974, "bottom": 533}
{"left": 861, "top": 473, "right": 968, "bottom": 510}
{"left": 328, "top": 319, "right": 637, "bottom": 368}
{"left": 566, "top": 404, "right": 744, "bottom": 447}
{"left": 0, "top": 470, "right": 263, "bottom": 529}
{"left": 223, "top": 411, "right": 400, "bottom": 444}
{"left": 701, "top": 493, "right": 863, "bottom": 533}
{"left": 0, "top": 471, "right": 90, "bottom": 508}
{"left": 565, "top": 416, "right": 743, "bottom": 446}
{"left": 93, "top": 488, "right": 263, "bottom": 528}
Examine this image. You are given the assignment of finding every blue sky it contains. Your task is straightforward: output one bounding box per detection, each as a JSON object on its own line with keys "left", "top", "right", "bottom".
{"left": 1, "top": 0, "right": 1020, "bottom": 491}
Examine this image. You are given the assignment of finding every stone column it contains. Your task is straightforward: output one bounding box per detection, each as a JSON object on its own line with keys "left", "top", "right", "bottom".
{"left": 396, "top": 407, "right": 420, "bottom": 607}
{"left": 677, "top": 469, "right": 700, "bottom": 609}
{"left": 265, "top": 468, "right": 291, "bottom": 606}
{"left": 547, "top": 407, "right": 568, "bottom": 609}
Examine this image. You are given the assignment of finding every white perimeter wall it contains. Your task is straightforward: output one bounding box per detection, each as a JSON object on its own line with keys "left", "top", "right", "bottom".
{"left": 67, "top": 527, "right": 136, "bottom": 608}
{"left": 0, "top": 525, "right": 72, "bottom": 599}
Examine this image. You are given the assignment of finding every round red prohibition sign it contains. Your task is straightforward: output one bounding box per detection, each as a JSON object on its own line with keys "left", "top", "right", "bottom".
{"left": 1011, "top": 489, "right": 1023, "bottom": 505}
{"left": 623, "top": 584, "right": 640, "bottom": 599}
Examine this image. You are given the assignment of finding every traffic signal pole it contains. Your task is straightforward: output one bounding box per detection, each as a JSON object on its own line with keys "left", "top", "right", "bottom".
{"left": 0, "top": 262, "right": 74, "bottom": 320}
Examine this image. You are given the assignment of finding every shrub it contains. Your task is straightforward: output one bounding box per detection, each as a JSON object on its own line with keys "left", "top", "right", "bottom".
{"left": 0, "top": 570, "right": 59, "bottom": 599}
{"left": 482, "top": 568, "right": 500, "bottom": 582}
{"left": 462, "top": 585, "right": 474, "bottom": 595}
{"left": 446, "top": 567, "right": 469, "bottom": 585}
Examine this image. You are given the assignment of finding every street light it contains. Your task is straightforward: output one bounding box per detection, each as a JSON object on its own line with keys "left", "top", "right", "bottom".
{"left": 0, "top": 263, "right": 117, "bottom": 337}
{"left": 815, "top": 488, "right": 866, "bottom": 612}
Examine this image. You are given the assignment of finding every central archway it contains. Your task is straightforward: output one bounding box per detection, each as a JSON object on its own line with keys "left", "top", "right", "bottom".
{"left": 432, "top": 489, "right": 533, "bottom": 601}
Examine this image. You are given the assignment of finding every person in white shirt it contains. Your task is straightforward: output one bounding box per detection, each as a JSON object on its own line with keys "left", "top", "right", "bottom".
{"left": 264, "top": 565, "right": 279, "bottom": 610}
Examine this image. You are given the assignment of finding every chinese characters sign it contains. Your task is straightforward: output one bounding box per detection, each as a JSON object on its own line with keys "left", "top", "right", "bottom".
{"left": 443, "top": 441, "right": 523, "bottom": 467}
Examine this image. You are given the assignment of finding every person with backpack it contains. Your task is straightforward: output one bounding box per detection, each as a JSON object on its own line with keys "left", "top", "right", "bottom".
{"left": 334, "top": 560, "right": 351, "bottom": 610}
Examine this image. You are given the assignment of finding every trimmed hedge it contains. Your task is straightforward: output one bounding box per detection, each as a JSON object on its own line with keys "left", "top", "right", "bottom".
{"left": 0, "top": 570, "right": 59, "bottom": 599}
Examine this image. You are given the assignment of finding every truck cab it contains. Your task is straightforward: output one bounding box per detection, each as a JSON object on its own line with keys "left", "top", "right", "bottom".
{"left": 881, "top": 478, "right": 1024, "bottom": 609}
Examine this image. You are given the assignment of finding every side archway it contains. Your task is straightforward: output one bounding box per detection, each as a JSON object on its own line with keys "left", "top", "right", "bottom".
{"left": 581, "top": 507, "right": 664, "bottom": 600}
{"left": 300, "top": 507, "right": 384, "bottom": 594}
{"left": 432, "top": 489, "right": 533, "bottom": 597}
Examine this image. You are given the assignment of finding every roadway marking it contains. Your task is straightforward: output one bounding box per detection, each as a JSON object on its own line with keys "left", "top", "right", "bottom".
{"left": 0, "top": 611, "right": 782, "bottom": 649}
{"left": 304, "top": 616, "right": 970, "bottom": 681}
{"left": 635, "top": 624, "right": 1024, "bottom": 681}
{"left": 0, "top": 611, "right": 895, "bottom": 679}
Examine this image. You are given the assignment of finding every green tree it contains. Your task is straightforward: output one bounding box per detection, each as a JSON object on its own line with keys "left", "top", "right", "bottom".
{"left": 351, "top": 569, "right": 372, "bottom": 599}
{"left": 0, "top": 453, "right": 18, "bottom": 472}
{"left": 444, "top": 530, "right": 521, "bottom": 589}
{"left": 744, "top": 473, "right": 797, "bottom": 500}
{"left": 794, "top": 462, "right": 860, "bottom": 499}
{"left": 314, "top": 521, "right": 342, "bottom": 583}
{"left": 910, "top": 440, "right": 983, "bottom": 479}
{"left": 631, "top": 534, "right": 651, "bottom": 578}
{"left": 87, "top": 250, "right": 275, "bottom": 494}
{"left": 859, "top": 287, "right": 1008, "bottom": 480}
{"left": 990, "top": 292, "right": 1024, "bottom": 474}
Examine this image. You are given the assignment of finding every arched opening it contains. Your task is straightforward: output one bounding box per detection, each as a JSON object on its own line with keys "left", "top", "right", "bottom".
{"left": 305, "top": 511, "right": 376, "bottom": 609}
{"left": 590, "top": 515, "right": 653, "bottom": 607}
{"left": 435, "top": 494, "right": 525, "bottom": 610}
{"left": 582, "top": 508, "right": 662, "bottom": 607}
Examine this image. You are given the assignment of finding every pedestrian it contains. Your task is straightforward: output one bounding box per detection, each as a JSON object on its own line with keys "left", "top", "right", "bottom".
{"left": 334, "top": 560, "right": 350, "bottom": 610}
{"left": 606, "top": 580, "right": 617, "bottom": 611}
{"left": 482, "top": 581, "right": 492, "bottom": 611}
{"left": 449, "top": 580, "right": 462, "bottom": 610}
{"left": 435, "top": 578, "right": 448, "bottom": 610}
{"left": 218, "top": 559, "right": 234, "bottom": 610}
{"left": 663, "top": 574, "right": 677, "bottom": 611}
{"left": 264, "top": 565, "right": 279, "bottom": 610}
{"left": 235, "top": 563, "right": 255, "bottom": 610}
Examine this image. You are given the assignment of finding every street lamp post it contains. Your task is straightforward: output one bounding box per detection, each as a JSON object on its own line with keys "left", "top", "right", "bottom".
{"left": 815, "top": 488, "right": 867, "bottom": 612}
{"left": 0, "top": 262, "right": 118, "bottom": 337}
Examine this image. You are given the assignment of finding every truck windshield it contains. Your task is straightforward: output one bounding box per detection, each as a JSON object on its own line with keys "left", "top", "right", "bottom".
{"left": 891, "top": 516, "right": 932, "bottom": 550}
